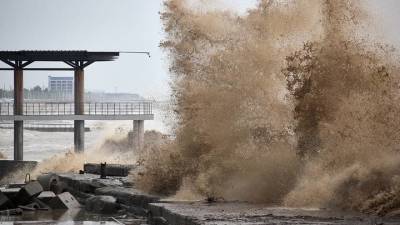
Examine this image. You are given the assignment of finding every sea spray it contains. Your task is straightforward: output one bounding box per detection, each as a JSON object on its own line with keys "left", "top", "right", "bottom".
{"left": 0, "top": 127, "right": 165, "bottom": 185}
{"left": 282, "top": 1, "right": 400, "bottom": 214}
{"left": 135, "top": 0, "right": 322, "bottom": 202}
{"left": 31, "top": 129, "right": 167, "bottom": 177}
{"left": 136, "top": 0, "right": 400, "bottom": 215}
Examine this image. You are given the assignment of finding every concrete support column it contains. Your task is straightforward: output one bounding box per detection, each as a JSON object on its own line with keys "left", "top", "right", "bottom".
{"left": 14, "top": 68, "right": 23, "bottom": 161}
{"left": 133, "top": 120, "right": 144, "bottom": 151}
{"left": 74, "top": 68, "right": 84, "bottom": 152}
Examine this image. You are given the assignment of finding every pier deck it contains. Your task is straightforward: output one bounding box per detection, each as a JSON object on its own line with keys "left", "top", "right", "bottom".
{"left": 0, "top": 102, "right": 154, "bottom": 121}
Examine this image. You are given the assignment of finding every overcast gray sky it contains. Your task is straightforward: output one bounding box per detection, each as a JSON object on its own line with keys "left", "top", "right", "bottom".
{"left": 0, "top": 0, "right": 257, "bottom": 100}
{"left": 0, "top": 0, "right": 399, "bottom": 100}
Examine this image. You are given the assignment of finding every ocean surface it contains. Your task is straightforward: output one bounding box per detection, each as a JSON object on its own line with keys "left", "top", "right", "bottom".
{"left": 0, "top": 110, "right": 166, "bottom": 161}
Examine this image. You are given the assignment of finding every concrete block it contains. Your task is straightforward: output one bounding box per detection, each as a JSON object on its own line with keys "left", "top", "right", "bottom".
{"left": 37, "top": 191, "right": 56, "bottom": 204}
{"left": 47, "top": 192, "right": 80, "bottom": 210}
{"left": 37, "top": 173, "right": 59, "bottom": 192}
{"left": 0, "top": 188, "right": 20, "bottom": 199}
{"left": 0, "top": 191, "right": 12, "bottom": 210}
{"left": 33, "top": 198, "right": 51, "bottom": 211}
{"left": 15, "top": 181, "right": 43, "bottom": 205}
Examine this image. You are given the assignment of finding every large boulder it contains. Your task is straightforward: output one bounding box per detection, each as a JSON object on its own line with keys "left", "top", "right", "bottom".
{"left": 85, "top": 195, "right": 119, "bottom": 214}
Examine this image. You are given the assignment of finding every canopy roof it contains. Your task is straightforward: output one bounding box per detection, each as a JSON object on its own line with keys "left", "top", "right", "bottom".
{"left": 0, "top": 50, "right": 119, "bottom": 62}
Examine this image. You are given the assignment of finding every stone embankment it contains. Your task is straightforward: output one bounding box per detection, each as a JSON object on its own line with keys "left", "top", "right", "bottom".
{"left": 2, "top": 162, "right": 400, "bottom": 225}
{"left": 51, "top": 172, "right": 400, "bottom": 225}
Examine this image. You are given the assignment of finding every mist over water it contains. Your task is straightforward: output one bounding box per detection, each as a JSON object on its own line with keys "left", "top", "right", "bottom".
{"left": 134, "top": 0, "right": 400, "bottom": 215}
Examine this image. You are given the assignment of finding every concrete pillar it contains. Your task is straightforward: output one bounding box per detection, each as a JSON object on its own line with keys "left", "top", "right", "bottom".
{"left": 133, "top": 120, "right": 144, "bottom": 151}
{"left": 14, "top": 68, "right": 23, "bottom": 161}
{"left": 74, "top": 68, "right": 84, "bottom": 152}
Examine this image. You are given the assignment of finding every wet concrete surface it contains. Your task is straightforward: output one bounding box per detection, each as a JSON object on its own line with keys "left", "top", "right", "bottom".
{"left": 149, "top": 201, "right": 400, "bottom": 225}
{"left": 0, "top": 208, "right": 148, "bottom": 224}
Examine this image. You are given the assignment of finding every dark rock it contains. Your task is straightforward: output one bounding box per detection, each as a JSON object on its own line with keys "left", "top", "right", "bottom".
{"left": 84, "top": 163, "right": 135, "bottom": 177}
{"left": 152, "top": 216, "right": 168, "bottom": 225}
{"left": 85, "top": 195, "right": 119, "bottom": 214}
{"left": 120, "top": 204, "right": 149, "bottom": 216}
{"left": 95, "top": 186, "right": 160, "bottom": 209}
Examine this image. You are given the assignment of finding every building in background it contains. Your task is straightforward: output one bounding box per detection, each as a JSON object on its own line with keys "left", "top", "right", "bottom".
{"left": 48, "top": 76, "right": 73, "bottom": 100}
{"left": 48, "top": 76, "right": 73, "bottom": 93}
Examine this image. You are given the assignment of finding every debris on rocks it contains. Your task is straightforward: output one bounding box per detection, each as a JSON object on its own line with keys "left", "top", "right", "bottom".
{"left": 0, "top": 168, "right": 150, "bottom": 221}
{"left": 0, "top": 176, "right": 81, "bottom": 215}
{"left": 83, "top": 163, "right": 134, "bottom": 177}
{"left": 0, "top": 208, "right": 22, "bottom": 216}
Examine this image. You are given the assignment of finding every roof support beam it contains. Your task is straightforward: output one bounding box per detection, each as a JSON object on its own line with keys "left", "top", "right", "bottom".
{"left": 63, "top": 60, "right": 94, "bottom": 69}
{"left": 64, "top": 61, "right": 76, "bottom": 68}
{"left": 81, "top": 61, "right": 94, "bottom": 68}
{"left": 0, "top": 68, "right": 75, "bottom": 71}
{"left": 0, "top": 59, "right": 17, "bottom": 68}
{"left": 1, "top": 60, "right": 34, "bottom": 69}
{"left": 20, "top": 61, "right": 34, "bottom": 68}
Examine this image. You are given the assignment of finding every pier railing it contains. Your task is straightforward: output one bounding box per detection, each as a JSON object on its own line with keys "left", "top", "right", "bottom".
{"left": 0, "top": 101, "right": 153, "bottom": 116}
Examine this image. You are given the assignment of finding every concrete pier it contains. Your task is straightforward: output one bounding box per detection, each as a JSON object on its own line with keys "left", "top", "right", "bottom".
{"left": 133, "top": 120, "right": 144, "bottom": 151}
{"left": 14, "top": 68, "right": 23, "bottom": 160}
{"left": 0, "top": 51, "right": 154, "bottom": 160}
{"left": 74, "top": 68, "right": 85, "bottom": 152}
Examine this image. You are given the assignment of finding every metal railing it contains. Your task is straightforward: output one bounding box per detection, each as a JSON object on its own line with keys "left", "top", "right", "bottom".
{"left": 0, "top": 101, "right": 153, "bottom": 116}
{"left": 0, "top": 122, "right": 91, "bottom": 132}
{"left": 0, "top": 122, "right": 73, "bottom": 129}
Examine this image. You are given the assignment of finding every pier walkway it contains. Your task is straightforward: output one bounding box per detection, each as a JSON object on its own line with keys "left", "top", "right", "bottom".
{"left": 0, "top": 50, "right": 152, "bottom": 160}
{"left": 0, "top": 101, "right": 153, "bottom": 120}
